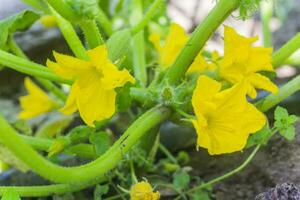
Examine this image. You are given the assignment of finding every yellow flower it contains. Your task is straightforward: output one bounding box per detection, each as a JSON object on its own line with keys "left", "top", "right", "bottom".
{"left": 220, "top": 26, "right": 278, "bottom": 99}
{"left": 187, "top": 50, "right": 220, "bottom": 74}
{"left": 149, "top": 23, "right": 188, "bottom": 69}
{"left": 40, "top": 15, "right": 57, "bottom": 28}
{"left": 130, "top": 181, "right": 160, "bottom": 200}
{"left": 192, "top": 75, "right": 266, "bottom": 155}
{"left": 19, "top": 77, "right": 57, "bottom": 119}
{"left": 47, "top": 45, "right": 135, "bottom": 127}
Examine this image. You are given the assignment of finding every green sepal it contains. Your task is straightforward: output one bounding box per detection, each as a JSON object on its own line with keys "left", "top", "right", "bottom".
{"left": 89, "top": 131, "right": 112, "bottom": 156}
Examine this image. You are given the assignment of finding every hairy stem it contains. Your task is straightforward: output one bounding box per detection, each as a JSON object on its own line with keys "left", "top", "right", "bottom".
{"left": 164, "top": 0, "right": 239, "bottom": 84}
{"left": 49, "top": 6, "right": 88, "bottom": 60}
{"left": 0, "top": 49, "right": 70, "bottom": 84}
{"left": 0, "top": 106, "right": 170, "bottom": 183}
{"left": 80, "top": 20, "right": 104, "bottom": 49}
{"left": 96, "top": 7, "right": 113, "bottom": 36}
{"left": 261, "top": 0, "right": 273, "bottom": 47}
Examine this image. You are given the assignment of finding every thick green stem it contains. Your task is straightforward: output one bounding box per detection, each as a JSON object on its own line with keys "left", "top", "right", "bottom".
{"left": 96, "top": 7, "right": 113, "bottom": 36}
{"left": 273, "top": 33, "right": 300, "bottom": 68}
{"left": 261, "top": 0, "right": 273, "bottom": 47}
{"left": 131, "top": 0, "right": 164, "bottom": 35}
{"left": 164, "top": 0, "right": 239, "bottom": 84}
{"left": 256, "top": 75, "right": 300, "bottom": 112}
{"left": 0, "top": 176, "right": 104, "bottom": 197}
{"left": 187, "top": 145, "right": 261, "bottom": 193}
{"left": 0, "top": 106, "right": 170, "bottom": 183}
{"left": 131, "top": 0, "right": 147, "bottom": 86}
{"left": 0, "top": 49, "right": 70, "bottom": 84}
{"left": 49, "top": 6, "right": 88, "bottom": 60}
{"left": 80, "top": 20, "right": 104, "bottom": 49}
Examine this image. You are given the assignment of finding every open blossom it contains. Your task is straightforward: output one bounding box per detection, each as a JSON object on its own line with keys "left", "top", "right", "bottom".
{"left": 19, "top": 77, "right": 57, "bottom": 119}
{"left": 192, "top": 75, "right": 266, "bottom": 155}
{"left": 130, "top": 181, "right": 160, "bottom": 200}
{"left": 149, "top": 23, "right": 188, "bottom": 69}
{"left": 220, "top": 26, "right": 278, "bottom": 99}
{"left": 47, "top": 45, "right": 135, "bottom": 127}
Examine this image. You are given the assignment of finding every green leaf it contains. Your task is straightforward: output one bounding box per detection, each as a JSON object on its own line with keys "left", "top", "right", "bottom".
{"left": 246, "top": 125, "right": 272, "bottom": 148}
{"left": 107, "top": 29, "right": 132, "bottom": 63}
{"left": 192, "top": 190, "right": 211, "bottom": 200}
{"left": 274, "top": 106, "right": 298, "bottom": 141}
{"left": 173, "top": 170, "right": 190, "bottom": 191}
{"left": 0, "top": 10, "right": 39, "bottom": 49}
{"left": 238, "top": 0, "right": 261, "bottom": 20}
{"left": 1, "top": 189, "right": 21, "bottom": 200}
{"left": 93, "top": 184, "right": 109, "bottom": 200}
{"left": 89, "top": 131, "right": 111, "bottom": 156}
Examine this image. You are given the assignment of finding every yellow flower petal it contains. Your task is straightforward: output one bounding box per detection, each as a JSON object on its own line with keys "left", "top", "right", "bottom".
{"left": 149, "top": 23, "right": 188, "bottom": 69}
{"left": 130, "top": 181, "right": 160, "bottom": 200}
{"left": 248, "top": 73, "right": 279, "bottom": 94}
{"left": 76, "top": 73, "right": 117, "bottom": 127}
{"left": 60, "top": 83, "right": 79, "bottom": 115}
{"left": 192, "top": 75, "right": 266, "bottom": 155}
{"left": 220, "top": 26, "right": 277, "bottom": 99}
{"left": 86, "top": 45, "right": 109, "bottom": 67}
{"left": 19, "top": 78, "right": 57, "bottom": 119}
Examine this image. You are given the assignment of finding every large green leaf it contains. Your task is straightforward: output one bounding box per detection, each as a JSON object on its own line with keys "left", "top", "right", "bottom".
{"left": 0, "top": 10, "right": 39, "bottom": 49}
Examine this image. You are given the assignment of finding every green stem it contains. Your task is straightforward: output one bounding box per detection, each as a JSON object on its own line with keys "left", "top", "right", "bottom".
{"left": 187, "top": 145, "right": 261, "bottom": 193}
{"left": 164, "top": 0, "right": 239, "bottom": 84}
{"left": 0, "top": 106, "right": 170, "bottom": 183}
{"left": 158, "top": 143, "right": 178, "bottom": 165}
{"left": 131, "top": 0, "right": 147, "bottom": 86}
{"left": 47, "top": 0, "right": 80, "bottom": 21}
{"left": 80, "top": 20, "right": 104, "bottom": 49}
{"left": 256, "top": 75, "right": 300, "bottom": 112}
{"left": 131, "top": 0, "right": 164, "bottom": 35}
{"left": 273, "top": 33, "right": 300, "bottom": 68}
{"left": 8, "top": 37, "right": 67, "bottom": 101}
{"left": 0, "top": 49, "right": 70, "bottom": 84}
{"left": 96, "top": 7, "right": 113, "bottom": 36}
{"left": 261, "top": 0, "right": 273, "bottom": 47}
{"left": 49, "top": 6, "right": 88, "bottom": 60}
{"left": 0, "top": 176, "right": 105, "bottom": 197}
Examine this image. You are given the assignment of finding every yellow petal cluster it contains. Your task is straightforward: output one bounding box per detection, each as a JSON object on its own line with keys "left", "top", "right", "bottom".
{"left": 19, "top": 78, "right": 57, "bottom": 119}
{"left": 40, "top": 15, "right": 57, "bottom": 28}
{"left": 130, "top": 181, "right": 160, "bottom": 200}
{"left": 192, "top": 75, "right": 266, "bottom": 155}
{"left": 47, "top": 45, "right": 135, "bottom": 127}
{"left": 220, "top": 26, "right": 278, "bottom": 98}
{"left": 149, "top": 23, "right": 188, "bottom": 69}
{"left": 187, "top": 50, "right": 220, "bottom": 74}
